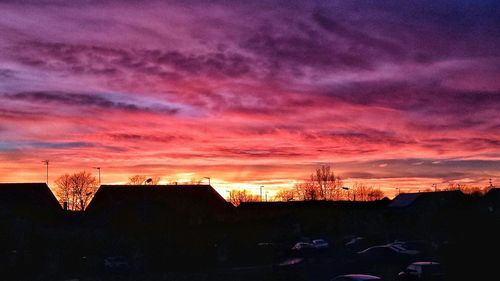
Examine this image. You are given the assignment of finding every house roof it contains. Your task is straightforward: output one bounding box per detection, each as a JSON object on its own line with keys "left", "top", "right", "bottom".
{"left": 389, "top": 190, "right": 465, "bottom": 208}
{"left": 484, "top": 188, "right": 500, "bottom": 200}
{"left": 0, "top": 182, "right": 61, "bottom": 214}
{"left": 86, "top": 184, "right": 232, "bottom": 217}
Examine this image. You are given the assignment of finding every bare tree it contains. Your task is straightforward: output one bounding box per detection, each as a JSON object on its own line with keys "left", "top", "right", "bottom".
{"left": 444, "top": 183, "right": 490, "bottom": 196}
{"left": 368, "top": 188, "right": 385, "bottom": 201}
{"left": 227, "top": 189, "right": 260, "bottom": 206}
{"left": 294, "top": 180, "right": 317, "bottom": 201}
{"left": 128, "top": 175, "right": 147, "bottom": 185}
{"left": 351, "top": 183, "right": 385, "bottom": 201}
{"left": 128, "top": 175, "right": 161, "bottom": 185}
{"left": 274, "top": 188, "right": 295, "bottom": 202}
{"left": 294, "top": 165, "right": 343, "bottom": 200}
{"left": 312, "top": 165, "right": 337, "bottom": 199}
{"left": 189, "top": 178, "right": 202, "bottom": 185}
{"left": 55, "top": 171, "right": 98, "bottom": 211}
{"left": 55, "top": 174, "right": 72, "bottom": 209}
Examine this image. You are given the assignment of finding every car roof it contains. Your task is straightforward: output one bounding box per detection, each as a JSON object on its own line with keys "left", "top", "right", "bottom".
{"left": 412, "top": 261, "right": 440, "bottom": 265}
{"left": 334, "top": 274, "right": 381, "bottom": 280}
{"left": 357, "top": 245, "right": 389, "bottom": 253}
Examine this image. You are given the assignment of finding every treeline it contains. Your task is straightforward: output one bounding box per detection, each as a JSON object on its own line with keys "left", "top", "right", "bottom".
{"left": 227, "top": 166, "right": 386, "bottom": 206}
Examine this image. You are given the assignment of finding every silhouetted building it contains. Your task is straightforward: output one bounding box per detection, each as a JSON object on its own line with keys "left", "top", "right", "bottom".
{"left": 484, "top": 188, "right": 500, "bottom": 214}
{"left": 83, "top": 185, "right": 233, "bottom": 270}
{"left": 86, "top": 184, "right": 232, "bottom": 225}
{"left": 388, "top": 190, "right": 467, "bottom": 210}
{"left": 0, "top": 182, "right": 61, "bottom": 219}
{"left": 0, "top": 183, "right": 62, "bottom": 278}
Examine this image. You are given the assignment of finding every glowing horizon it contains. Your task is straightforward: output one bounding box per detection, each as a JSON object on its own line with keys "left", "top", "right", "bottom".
{"left": 1, "top": 1, "right": 499, "bottom": 199}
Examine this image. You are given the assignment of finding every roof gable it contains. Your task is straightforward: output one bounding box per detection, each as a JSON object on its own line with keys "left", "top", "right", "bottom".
{"left": 0, "top": 182, "right": 62, "bottom": 214}
{"left": 86, "top": 184, "right": 231, "bottom": 216}
{"left": 389, "top": 190, "right": 465, "bottom": 208}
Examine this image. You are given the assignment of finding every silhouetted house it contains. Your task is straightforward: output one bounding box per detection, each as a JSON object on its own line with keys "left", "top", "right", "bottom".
{"left": 484, "top": 188, "right": 500, "bottom": 214}
{"left": 83, "top": 185, "right": 233, "bottom": 269}
{"left": 388, "top": 190, "right": 467, "bottom": 210}
{"left": 387, "top": 190, "right": 469, "bottom": 239}
{"left": 0, "top": 183, "right": 62, "bottom": 277}
{"left": 86, "top": 184, "right": 232, "bottom": 226}
{"left": 0, "top": 182, "right": 61, "bottom": 220}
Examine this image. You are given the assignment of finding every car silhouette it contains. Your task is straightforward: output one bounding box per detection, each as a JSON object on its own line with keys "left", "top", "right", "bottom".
{"left": 396, "top": 262, "right": 444, "bottom": 281}
{"left": 331, "top": 273, "right": 383, "bottom": 281}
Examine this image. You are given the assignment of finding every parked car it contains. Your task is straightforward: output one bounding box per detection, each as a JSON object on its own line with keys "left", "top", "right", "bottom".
{"left": 387, "top": 243, "right": 420, "bottom": 255}
{"left": 312, "top": 239, "right": 329, "bottom": 249}
{"left": 104, "top": 256, "right": 130, "bottom": 272}
{"left": 355, "top": 244, "right": 417, "bottom": 272}
{"left": 357, "top": 242, "right": 420, "bottom": 257}
{"left": 345, "top": 237, "right": 365, "bottom": 246}
{"left": 396, "top": 262, "right": 444, "bottom": 281}
{"left": 331, "top": 274, "right": 383, "bottom": 281}
{"left": 291, "top": 242, "right": 315, "bottom": 250}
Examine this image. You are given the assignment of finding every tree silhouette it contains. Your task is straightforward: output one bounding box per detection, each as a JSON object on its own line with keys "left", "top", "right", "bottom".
{"left": 274, "top": 188, "right": 295, "bottom": 201}
{"left": 55, "top": 171, "right": 98, "bottom": 211}
{"left": 127, "top": 175, "right": 161, "bottom": 185}
{"left": 227, "top": 189, "right": 260, "bottom": 206}
{"left": 351, "top": 183, "right": 385, "bottom": 201}
{"left": 294, "top": 165, "right": 343, "bottom": 200}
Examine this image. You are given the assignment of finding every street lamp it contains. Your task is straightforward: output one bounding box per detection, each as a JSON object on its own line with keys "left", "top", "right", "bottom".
{"left": 42, "top": 160, "right": 49, "bottom": 184}
{"left": 93, "top": 167, "right": 101, "bottom": 185}
{"left": 203, "top": 177, "right": 211, "bottom": 185}
{"left": 342, "top": 186, "right": 352, "bottom": 201}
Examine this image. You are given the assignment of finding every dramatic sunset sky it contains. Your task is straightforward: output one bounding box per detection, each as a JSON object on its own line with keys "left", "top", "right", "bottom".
{"left": 1, "top": 0, "right": 499, "bottom": 197}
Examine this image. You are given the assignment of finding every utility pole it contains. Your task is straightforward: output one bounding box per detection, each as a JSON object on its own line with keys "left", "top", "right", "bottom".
{"left": 93, "top": 167, "right": 101, "bottom": 185}
{"left": 42, "top": 160, "right": 49, "bottom": 184}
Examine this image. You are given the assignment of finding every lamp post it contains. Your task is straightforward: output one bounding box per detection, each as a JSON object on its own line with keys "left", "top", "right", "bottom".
{"left": 342, "top": 186, "right": 351, "bottom": 201}
{"left": 203, "top": 177, "right": 211, "bottom": 185}
{"left": 42, "top": 160, "right": 49, "bottom": 184}
{"left": 265, "top": 191, "right": 269, "bottom": 202}
{"left": 93, "top": 167, "right": 101, "bottom": 185}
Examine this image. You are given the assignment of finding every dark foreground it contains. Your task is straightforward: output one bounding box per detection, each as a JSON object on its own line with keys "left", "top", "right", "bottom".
{"left": 1, "top": 184, "right": 500, "bottom": 280}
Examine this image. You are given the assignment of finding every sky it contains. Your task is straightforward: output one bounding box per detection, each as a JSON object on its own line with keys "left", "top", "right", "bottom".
{"left": 0, "top": 0, "right": 499, "bottom": 197}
